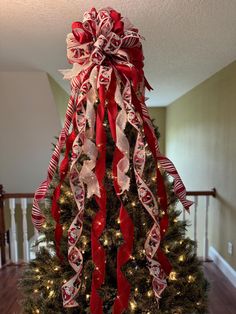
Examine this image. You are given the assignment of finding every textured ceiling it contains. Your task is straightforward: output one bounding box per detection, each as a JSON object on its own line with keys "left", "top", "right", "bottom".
{"left": 1, "top": 0, "right": 236, "bottom": 106}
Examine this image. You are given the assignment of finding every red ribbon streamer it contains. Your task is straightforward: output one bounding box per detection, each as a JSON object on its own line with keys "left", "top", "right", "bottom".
{"left": 90, "top": 85, "right": 107, "bottom": 314}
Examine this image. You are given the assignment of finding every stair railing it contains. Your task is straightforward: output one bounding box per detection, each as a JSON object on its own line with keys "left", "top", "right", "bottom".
{"left": 0, "top": 184, "right": 216, "bottom": 267}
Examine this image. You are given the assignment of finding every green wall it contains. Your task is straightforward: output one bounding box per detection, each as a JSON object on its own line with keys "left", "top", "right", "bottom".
{"left": 148, "top": 107, "right": 166, "bottom": 154}
{"left": 47, "top": 74, "right": 69, "bottom": 126}
{"left": 166, "top": 60, "right": 236, "bottom": 269}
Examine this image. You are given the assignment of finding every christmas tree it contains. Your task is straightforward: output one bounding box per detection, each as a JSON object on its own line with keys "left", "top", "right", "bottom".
{"left": 20, "top": 7, "right": 208, "bottom": 314}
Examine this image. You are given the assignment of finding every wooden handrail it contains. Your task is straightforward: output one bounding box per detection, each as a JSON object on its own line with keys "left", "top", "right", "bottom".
{"left": 2, "top": 193, "right": 34, "bottom": 199}
{"left": 2, "top": 190, "right": 217, "bottom": 199}
{"left": 0, "top": 185, "right": 34, "bottom": 200}
{"left": 186, "top": 188, "right": 216, "bottom": 197}
{"left": 0, "top": 184, "right": 217, "bottom": 266}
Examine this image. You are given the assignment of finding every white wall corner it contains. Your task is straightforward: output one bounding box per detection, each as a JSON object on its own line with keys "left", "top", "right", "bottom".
{"left": 209, "top": 246, "right": 236, "bottom": 288}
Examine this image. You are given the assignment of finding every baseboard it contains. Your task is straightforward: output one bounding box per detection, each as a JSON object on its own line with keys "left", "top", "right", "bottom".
{"left": 209, "top": 246, "right": 236, "bottom": 288}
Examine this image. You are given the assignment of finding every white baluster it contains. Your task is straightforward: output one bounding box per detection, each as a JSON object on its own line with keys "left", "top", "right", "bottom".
{"left": 9, "top": 198, "right": 18, "bottom": 263}
{"left": 203, "top": 195, "right": 210, "bottom": 261}
{"left": 21, "top": 198, "right": 29, "bottom": 262}
{"left": 194, "top": 196, "right": 198, "bottom": 255}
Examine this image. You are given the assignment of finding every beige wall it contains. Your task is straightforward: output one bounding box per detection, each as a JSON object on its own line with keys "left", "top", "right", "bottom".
{"left": 0, "top": 71, "right": 61, "bottom": 259}
{"left": 148, "top": 107, "right": 166, "bottom": 154}
{"left": 166, "top": 61, "right": 236, "bottom": 269}
{"left": 0, "top": 71, "right": 61, "bottom": 193}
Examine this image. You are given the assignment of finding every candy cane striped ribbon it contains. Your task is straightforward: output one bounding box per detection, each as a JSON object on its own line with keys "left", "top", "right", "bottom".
{"left": 32, "top": 92, "right": 76, "bottom": 230}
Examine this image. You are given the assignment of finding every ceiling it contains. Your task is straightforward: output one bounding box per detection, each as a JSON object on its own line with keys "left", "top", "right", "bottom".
{"left": 1, "top": 0, "right": 236, "bottom": 106}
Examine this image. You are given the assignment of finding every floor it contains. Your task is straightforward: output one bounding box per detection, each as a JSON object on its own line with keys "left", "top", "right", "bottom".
{"left": 0, "top": 262, "right": 235, "bottom": 314}
{"left": 0, "top": 264, "right": 23, "bottom": 314}
{"left": 203, "top": 262, "right": 236, "bottom": 314}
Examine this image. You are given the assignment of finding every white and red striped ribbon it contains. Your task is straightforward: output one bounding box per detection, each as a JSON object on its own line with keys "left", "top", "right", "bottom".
{"left": 32, "top": 93, "right": 76, "bottom": 230}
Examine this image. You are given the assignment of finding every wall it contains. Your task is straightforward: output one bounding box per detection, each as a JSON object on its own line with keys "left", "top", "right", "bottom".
{"left": 166, "top": 61, "right": 236, "bottom": 269}
{"left": 0, "top": 71, "right": 61, "bottom": 193}
{"left": 148, "top": 107, "right": 166, "bottom": 154}
{"left": 47, "top": 74, "right": 69, "bottom": 127}
{"left": 0, "top": 71, "right": 61, "bottom": 259}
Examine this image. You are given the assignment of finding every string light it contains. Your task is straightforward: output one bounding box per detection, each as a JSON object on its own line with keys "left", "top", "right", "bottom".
{"left": 34, "top": 289, "right": 38, "bottom": 293}
{"left": 82, "top": 238, "right": 88, "bottom": 245}
{"left": 65, "top": 191, "right": 73, "bottom": 197}
{"left": 165, "top": 246, "right": 170, "bottom": 253}
{"left": 35, "top": 268, "right": 40, "bottom": 273}
{"left": 169, "top": 271, "right": 177, "bottom": 281}
{"left": 35, "top": 309, "right": 40, "bottom": 314}
{"left": 86, "top": 294, "right": 90, "bottom": 301}
{"left": 116, "top": 231, "right": 121, "bottom": 237}
{"left": 131, "top": 201, "right": 136, "bottom": 207}
{"left": 42, "top": 223, "right": 47, "bottom": 228}
{"left": 117, "top": 218, "right": 121, "bottom": 224}
{"left": 179, "top": 240, "right": 183, "bottom": 245}
{"left": 147, "top": 290, "right": 153, "bottom": 297}
{"left": 102, "top": 236, "right": 108, "bottom": 245}
{"left": 151, "top": 176, "right": 156, "bottom": 182}
{"left": 59, "top": 197, "right": 65, "bottom": 204}
{"left": 49, "top": 290, "right": 55, "bottom": 298}
{"left": 54, "top": 266, "right": 59, "bottom": 271}
{"left": 196, "top": 302, "right": 201, "bottom": 306}
{"left": 46, "top": 286, "right": 50, "bottom": 290}
{"left": 173, "top": 218, "right": 178, "bottom": 223}
{"left": 188, "top": 275, "right": 195, "bottom": 283}
{"left": 130, "top": 300, "right": 137, "bottom": 311}
{"left": 134, "top": 287, "right": 138, "bottom": 293}
{"left": 178, "top": 255, "right": 185, "bottom": 262}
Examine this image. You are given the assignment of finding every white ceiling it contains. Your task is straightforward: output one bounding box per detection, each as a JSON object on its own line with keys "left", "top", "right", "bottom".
{"left": 1, "top": 0, "right": 236, "bottom": 106}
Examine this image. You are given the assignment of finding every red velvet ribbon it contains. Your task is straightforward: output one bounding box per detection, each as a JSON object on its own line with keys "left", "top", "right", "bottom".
{"left": 90, "top": 85, "right": 107, "bottom": 314}
{"left": 51, "top": 115, "right": 77, "bottom": 261}
{"left": 72, "top": 21, "right": 93, "bottom": 44}
{"left": 106, "top": 74, "right": 134, "bottom": 313}
{"left": 112, "top": 61, "right": 172, "bottom": 275}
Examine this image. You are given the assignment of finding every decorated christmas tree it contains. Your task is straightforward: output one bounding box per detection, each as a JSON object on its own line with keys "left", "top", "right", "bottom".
{"left": 20, "top": 7, "right": 208, "bottom": 314}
